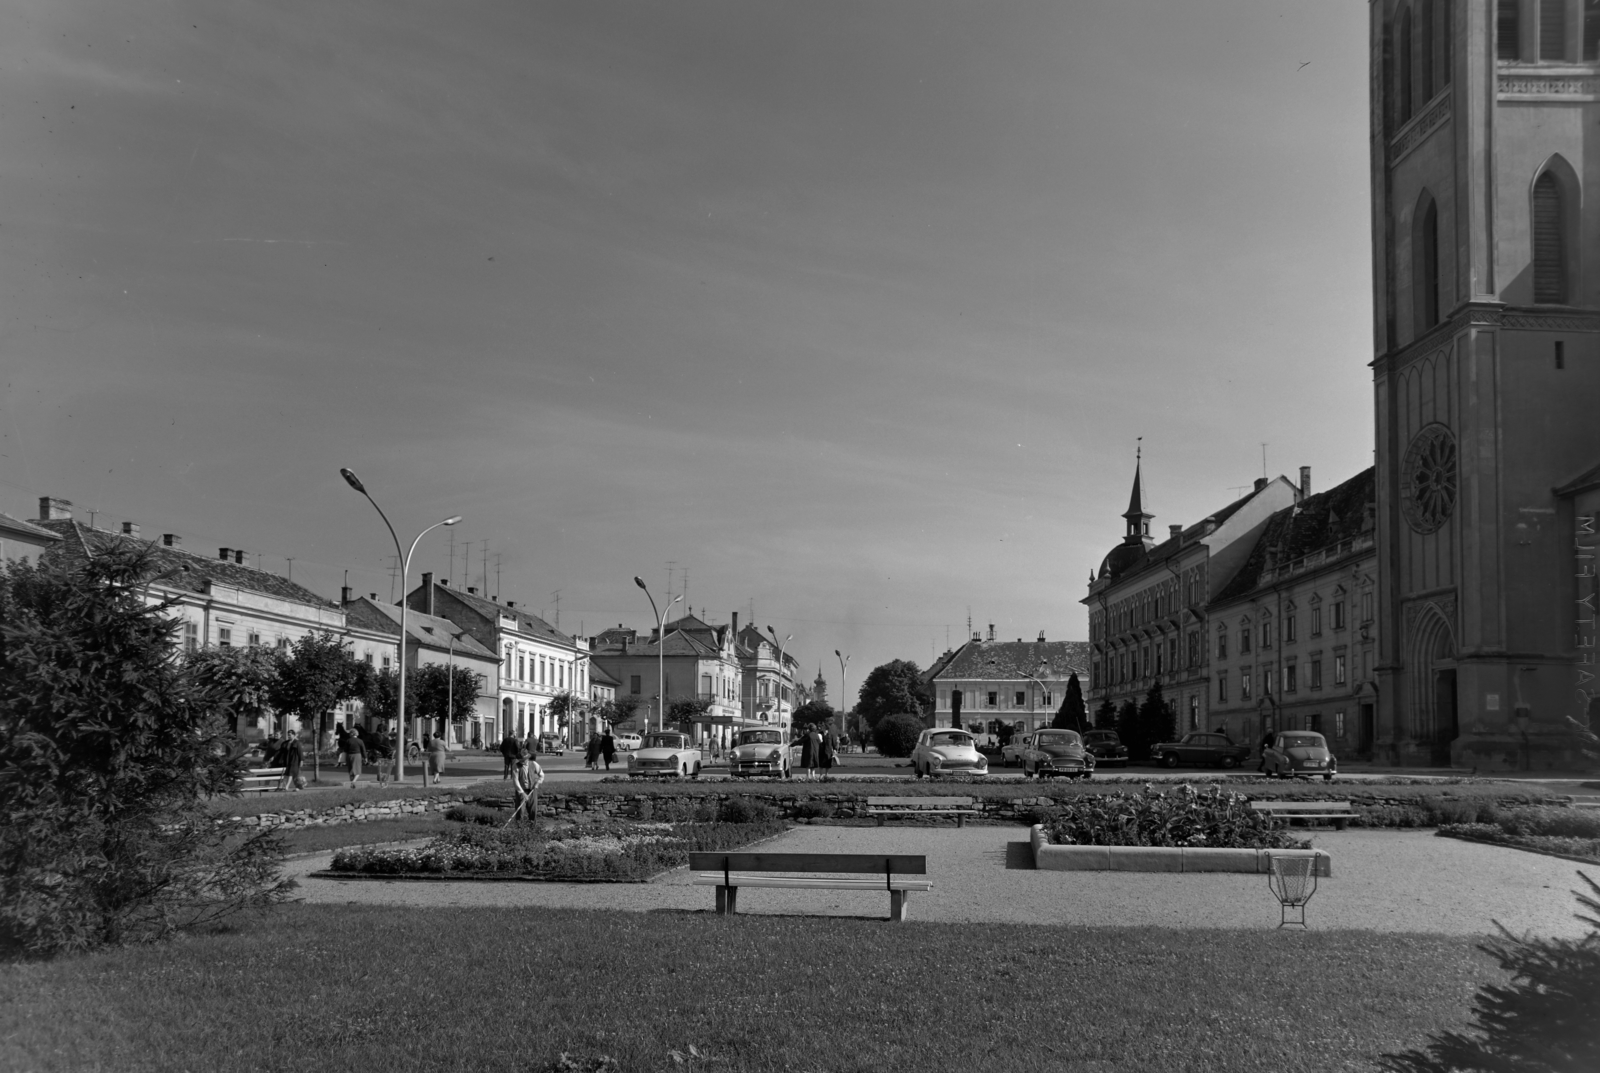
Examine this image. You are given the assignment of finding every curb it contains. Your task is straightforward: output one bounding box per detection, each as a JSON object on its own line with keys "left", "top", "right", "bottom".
{"left": 1028, "top": 825, "right": 1333, "bottom": 876}
{"left": 1435, "top": 831, "right": 1600, "bottom": 867}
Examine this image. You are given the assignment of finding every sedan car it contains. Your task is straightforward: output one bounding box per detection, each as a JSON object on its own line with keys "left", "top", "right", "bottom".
{"left": 1000, "top": 734, "right": 1030, "bottom": 767}
{"left": 626, "top": 732, "right": 702, "bottom": 778}
{"left": 728, "top": 727, "right": 790, "bottom": 778}
{"left": 1082, "top": 729, "right": 1129, "bottom": 766}
{"left": 537, "top": 734, "right": 566, "bottom": 755}
{"left": 611, "top": 732, "right": 643, "bottom": 754}
{"left": 1020, "top": 729, "right": 1095, "bottom": 779}
{"left": 1151, "top": 732, "right": 1252, "bottom": 770}
{"left": 1262, "top": 731, "right": 1337, "bottom": 781}
{"left": 910, "top": 729, "right": 989, "bottom": 778}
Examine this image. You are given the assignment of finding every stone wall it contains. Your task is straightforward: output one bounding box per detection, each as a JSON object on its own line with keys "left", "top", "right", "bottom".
{"left": 228, "top": 794, "right": 471, "bottom": 830}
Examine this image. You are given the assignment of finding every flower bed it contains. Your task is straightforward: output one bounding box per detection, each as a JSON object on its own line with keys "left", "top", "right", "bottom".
{"left": 327, "top": 819, "right": 786, "bottom": 881}
{"left": 1437, "top": 805, "right": 1600, "bottom": 864}
{"left": 1041, "top": 785, "right": 1305, "bottom": 850}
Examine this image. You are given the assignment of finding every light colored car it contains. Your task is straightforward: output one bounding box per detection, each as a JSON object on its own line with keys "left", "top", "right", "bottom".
{"left": 728, "top": 728, "right": 790, "bottom": 778}
{"left": 1262, "top": 731, "right": 1337, "bottom": 781}
{"left": 611, "top": 732, "right": 643, "bottom": 754}
{"left": 1020, "top": 729, "right": 1095, "bottom": 780}
{"left": 1000, "top": 734, "right": 1029, "bottom": 767}
{"left": 627, "top": 731, "right": 702, "bottom": 778}
{"left": 537, "top": 734, "right": 566, "bottom": 755}
{"left": 910, "top": 728, "right": 989, "bottom": 778}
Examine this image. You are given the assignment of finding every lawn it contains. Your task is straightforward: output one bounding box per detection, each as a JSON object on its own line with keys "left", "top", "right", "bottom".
{"left": 0, "top": 905, "right": 1495, "bottom": 1073}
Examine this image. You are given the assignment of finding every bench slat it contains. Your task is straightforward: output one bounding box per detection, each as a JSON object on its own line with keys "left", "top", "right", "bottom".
{"left": 687, "top": 852, "right": 927, "bottom": 875}
{"left": 867, "top": 808, "right": 976, "bottom": 814}
{"left": 1250, "top": 801, "right": 1352, "bottom": 811}
{"left": 866, "top": 796, "right": 973, "bottom": 807}
{"left": 693, "top": 875, "right": 933, "bottom": 891}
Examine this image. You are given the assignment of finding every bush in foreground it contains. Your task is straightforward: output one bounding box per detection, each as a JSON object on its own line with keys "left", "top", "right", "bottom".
{"left": 1043, "top": 784, "right": 1303, "bottom": 849}
{"left": 0, "top": 545, "right": 290, "bottom": 957}
{"left": 872, "top": 712, "right": 924, "bottom": 757}
{"left": 1381, "top": 870, "right": 1600, "bottom": 1073}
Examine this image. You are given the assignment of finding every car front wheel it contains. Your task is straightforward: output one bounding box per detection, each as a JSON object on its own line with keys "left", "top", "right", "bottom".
{"left": 1220, "top": 756, "right": 1238, "bottom": 770}
{"left": 1162, "top": 753, "right": 1179, "bottom": 768}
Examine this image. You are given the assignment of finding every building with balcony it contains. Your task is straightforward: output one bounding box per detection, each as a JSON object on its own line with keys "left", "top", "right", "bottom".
{"left": 735, "top": 619, "right": 800, "bottom": 732}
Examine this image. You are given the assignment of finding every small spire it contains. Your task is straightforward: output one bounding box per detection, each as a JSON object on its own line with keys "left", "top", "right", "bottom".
{"left": 1121, "top": 439, "right": 1154, "bottom": 546}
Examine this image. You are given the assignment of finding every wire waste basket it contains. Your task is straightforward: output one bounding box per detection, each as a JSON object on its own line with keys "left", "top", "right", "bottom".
{"left": 1267, "top": 854, "right": 1318, "bottom": 928}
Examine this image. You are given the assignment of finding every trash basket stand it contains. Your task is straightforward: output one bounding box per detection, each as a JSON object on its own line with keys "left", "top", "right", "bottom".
{"left": 1266, "top": 854, "right": 1318, "bottom": 929}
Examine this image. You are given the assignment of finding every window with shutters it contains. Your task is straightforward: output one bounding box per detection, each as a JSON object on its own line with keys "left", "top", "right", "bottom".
{"left": 1499, "top": 0, "right": 1522, "bottom": 60}
{"left": 1533, "top": 170, "right": 1568, "bottom": 303}
{"left": 1541, "top": 0, "right": 1567, "bottom": 60}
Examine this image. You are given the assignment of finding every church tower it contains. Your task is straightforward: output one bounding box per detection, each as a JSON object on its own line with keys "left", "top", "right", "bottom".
{"left": 1369, "top": 1, "right": 1600, "bottom": 768}
{"left": 813, "top": 666, "right": 828, "bottom": 707}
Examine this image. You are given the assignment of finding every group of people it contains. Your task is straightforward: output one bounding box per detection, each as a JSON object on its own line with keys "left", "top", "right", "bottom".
{"left": 583, "top": 731, "right": 619, "bottom": 771}
{"left": 795, "top": 723, "right": 839, "bottom": 780}
{"left": 332, "top": 723, "right": 451, "bottom": 787}
{"left": 259, "top": 730, "right": 305, "bottom": 792}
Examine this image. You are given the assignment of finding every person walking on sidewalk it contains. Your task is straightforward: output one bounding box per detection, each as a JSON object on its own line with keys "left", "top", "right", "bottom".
{"left": 500, "top": 731, "right": 519, "bottom": 779}
{"left": 427, "top": 731, "right": 448, "bottom": 786}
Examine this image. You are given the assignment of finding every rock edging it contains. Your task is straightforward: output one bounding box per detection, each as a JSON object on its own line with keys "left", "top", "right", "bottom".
{"left": 1028, "top": 824, "right": 1333, "bottom": 876}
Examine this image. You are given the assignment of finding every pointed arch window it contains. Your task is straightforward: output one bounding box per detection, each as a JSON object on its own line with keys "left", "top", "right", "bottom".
{"left": 1417, "top": 0, "right": 1435, "bottom": 103}
{"left": 1499, "top": 0, "right": 1522, "bottom": 61}
{"left": 1533, "top": 171, "right": 1568, "bottom": 304}
{"left": 1399, "top": 7, "right": 1415, "bottom": 121}
{"left": 1414, "top": 191, "right": 1441, "bottom": 330}
{"left": 1541, "top": 0, "right": 1568, "bottom": 60}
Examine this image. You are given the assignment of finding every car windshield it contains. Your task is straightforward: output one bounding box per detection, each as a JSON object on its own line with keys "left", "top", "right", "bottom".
{"left": 1034, "top": 732, "right": 1081, "bottom": 746}
{"left": 1279, "top": 733, "right": 1326, "bottom": 749}
{"left": 1085, "top": 732, "right": 1119, "bottom": 742}
{"left": 927, "top": 732, "right": 973, "bottom": 747}
{"left": 737, "top": 730, "right": 781, "bottom": 746}
{"left": 643, "top": 734, "right": 688, "bottom": 750}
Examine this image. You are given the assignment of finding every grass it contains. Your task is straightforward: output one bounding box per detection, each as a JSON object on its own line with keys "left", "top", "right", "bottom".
{"left": 0, "top": 904, "right": 1496, "bottom": 1073}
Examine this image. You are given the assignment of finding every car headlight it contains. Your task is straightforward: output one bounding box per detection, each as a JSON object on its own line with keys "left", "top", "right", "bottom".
{"left": 767, "top": 750, "right": 782, "bottom": 761}
{"left": 929, "top": 755, "right": 943, "bottom": 767}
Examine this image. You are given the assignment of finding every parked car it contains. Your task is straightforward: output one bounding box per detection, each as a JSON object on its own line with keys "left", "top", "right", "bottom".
{"left": 1020, "top": 729, "right": 1095, "bottom": 779}
{"left": 611, "top": 732, "right": 643, "bottom": 754}
{"left": 1151, "top": 732, "right": 1251, "bottom": 769}
{"left": 910, "top": 728, "right": 989, "bottom": 778}
{"left": 1082, "top": 729, "right": 1129, "bottom": 766}
{"left": 1000, "top": 734, "right": 1030, "bottom": 767}
{"left": 626, "top": 731, "right": 702, "bottom": 778}
{"left": 728, "top": 727, "right": 790, "bottom": 778}
{"left": 1262, "top": 731, "right": 1337, "bottom": 780}
{"left": 537, "top": 734, "right": 566, "bottom": 755}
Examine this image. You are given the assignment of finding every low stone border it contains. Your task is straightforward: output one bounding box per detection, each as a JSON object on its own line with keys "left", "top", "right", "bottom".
{"left": 1028, "top": 825, "right": 1333, "bottom": 876}
{"left": 305, "top": 871, "right": 649, "bottom": 883}
{"left": 224, "top": 793, "right": 470, "bottom": 830}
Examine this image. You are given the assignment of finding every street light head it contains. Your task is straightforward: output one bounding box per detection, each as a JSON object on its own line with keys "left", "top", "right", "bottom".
{"left": 442, "top": 515, "right": 463, "bottom": 526}
{"left": 634, "top": 576, "right": 647, "bottom": 589}
{"left": 670, "top": 594, "right": 683, "bottom": 605}
{"left": 339, "top": 467, "right": 367, "bottom": 494}
{"left": 835, "top": 649, "right": 841, "bottom": 657}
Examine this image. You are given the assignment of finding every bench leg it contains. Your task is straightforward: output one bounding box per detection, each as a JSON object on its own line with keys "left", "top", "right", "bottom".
{"left": 890, "top": 889, "right": 908, "bottom": 923}
{"left": 715, "top": 886, "right": 729, "bottom": 915}
{"left": 956, "top": 815, "right": 965, "bottom": 828}
{"left": 875, "top": 816, "right": 884, "bottom": 827}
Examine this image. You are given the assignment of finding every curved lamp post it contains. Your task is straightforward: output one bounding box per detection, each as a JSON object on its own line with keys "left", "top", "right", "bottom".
{"left": 766, "top": 626, "right": 792, "bottom": 735}
{"left": 988, "top": 658, "right": 1055, "bottom": 732}
{"left": 341, "top": 467, "right": 461, "bottom": 782}
{"left": 634, "top": 576, "right": 681, "bottom": 733}
{"left": 834, "top": 649, "right": 851, "bottom": 744}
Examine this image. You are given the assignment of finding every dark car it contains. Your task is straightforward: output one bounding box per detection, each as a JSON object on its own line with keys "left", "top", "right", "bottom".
{"left": 1020, "top": 730, "right": 1095, "bottom": 779}
{"left": 1082, "top": 729, "right": 1129, "bottom": 766}
{"left": 1151, "top": 732, "right": 1251, "bottom": 769}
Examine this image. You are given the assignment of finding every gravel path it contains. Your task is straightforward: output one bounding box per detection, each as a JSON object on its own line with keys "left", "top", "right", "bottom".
{"left": 285, "top": 825, "right": 1597, "bottom": 936}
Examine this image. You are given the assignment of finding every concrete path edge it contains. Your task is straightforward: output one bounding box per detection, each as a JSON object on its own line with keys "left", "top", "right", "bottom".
{"left": 1029, "top": 824, "right": 1333, "bottom": 876}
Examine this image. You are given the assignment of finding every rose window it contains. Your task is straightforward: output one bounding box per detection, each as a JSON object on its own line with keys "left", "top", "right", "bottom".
{"left": 1401, "top": 423, "right": 1457, "bottom": 535}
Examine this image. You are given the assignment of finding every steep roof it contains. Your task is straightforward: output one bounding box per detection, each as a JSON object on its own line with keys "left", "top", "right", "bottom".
{"left": 342, "top": 597, "right": 496, "bottom": 658}
{"left": 37, "top": 519, "right": 337, "bottom": 608}
{"left": 422, "top": 583, "right": 576, "bottom": 647}
{"left": 587, "top": 662, "right": 621, "bottom": 687}
{"left": 931, "top": 639, "right": 1092, "bottom": 681}
{"left": 592, "top": 628, "right": 723, "bottom": 659}
{"left": 1096, "top": 486, "right": 1260, "bottom": 583}
{"left": 1211, "top": 468, "right": 1376, "bottom": 606}
{"left": 0, "top": 511, "right": 62, "bottom": 544}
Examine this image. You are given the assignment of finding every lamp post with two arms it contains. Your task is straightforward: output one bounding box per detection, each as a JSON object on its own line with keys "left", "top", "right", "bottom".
{"left": 634, "top": 576, "right": 681, "bottom": 734}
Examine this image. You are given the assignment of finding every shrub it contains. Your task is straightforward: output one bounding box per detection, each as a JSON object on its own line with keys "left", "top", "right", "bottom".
{"left": 1381, "top": 870, "right": 1600, "bottom": 1073}
{"left": 1043, "top": 784, "right": 1303, "bottom": 850}
{"left": 791, "top": 801, "right": 835, "bottom": 821}
{"left": 718, "top": 796, "right": 777, "bottom": 824}
{"left": 0, "top": 545, "right": 292, "bottom": 957}
{"left": 445, "top": 804, "right": 506, "bottom": 826}
{"left": 873, "top": 713, "right": 924, "bottom": 758}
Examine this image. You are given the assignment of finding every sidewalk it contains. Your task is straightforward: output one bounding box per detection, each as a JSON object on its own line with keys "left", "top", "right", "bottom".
{"left": 284, "top": 825, "right": 1596, "bottom": 937}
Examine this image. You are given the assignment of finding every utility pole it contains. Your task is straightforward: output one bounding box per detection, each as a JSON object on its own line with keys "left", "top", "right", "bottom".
{"left": 386, "top": 556, "right": 400, "bottom": 602}
{"left": 493, "top": 554, "right": 502, "bottom": 600}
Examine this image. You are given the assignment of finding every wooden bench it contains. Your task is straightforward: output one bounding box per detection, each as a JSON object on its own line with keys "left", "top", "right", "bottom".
{"left": 866, "top": 796, "right": 979, "bottom": 827}
{"left": 1250, "top": 800, "right": 1355, "bottom": 830}
{"left": 239, "top": 767, "right": 286, "bottom": 793}
{"left": 690, "top": 852, "right": 931, "bottom": 922}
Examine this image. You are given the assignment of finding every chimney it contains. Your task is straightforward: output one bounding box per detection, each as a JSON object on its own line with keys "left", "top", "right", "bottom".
{"left": 37, "top": 496, "right": 72, "bottom": 522}
{"left": 369, "top": 593, "right": 378, "bottom": 600}
{"left": 972, "top": 632, "right": 981, "bottom": 641}
{"left": 218, "top": 547, "right": 232, "bottom": 561}
{"left": 732, "top": 611, "right": 740, "bottom": 635}
{"left": 340, "top": 586, "right": 353, "bottom": 604}
{"left": 1253, "top": 477, "right": 1268, "bottom": 493}
{"left": 506, "top": 600, "right": 516, "bottom": 609}
{"left": 986, "top": 623, "right": 996, "bottom": 642}
{"left": 162, "top": 533, "right": 181, "bottom": 548}
{"left": 1169, "top": 524, "right": 1182, "bottom": 541}
{"left": 1299, "top": 466, "right": 1312, "bottom": 500}
{"left": 121, "top": 521, "right": 141, "bottom": 539}
{"left": 420, "top": 572, "right": 435, "bottom": 616}
{"left": 467, "top": 586, "right": 478, "bottom": 596}
{"left": 234, "top": 550, "right": 248, "bottom": 567}
{"left": 1037, "top": 631, "right": 1046, "bottom": 643}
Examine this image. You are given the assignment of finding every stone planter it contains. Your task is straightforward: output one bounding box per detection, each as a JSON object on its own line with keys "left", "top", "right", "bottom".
{"left": 1029, "top": 824, "right": 1332, "bottom": 876}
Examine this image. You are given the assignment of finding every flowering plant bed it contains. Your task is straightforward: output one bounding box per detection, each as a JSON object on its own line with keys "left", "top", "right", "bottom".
{"left": 1041, "top": 784, "right": 1306, "bottom": 850}
{"left": 1437, "top": 805, "right": 1600, "bottom": 864}
{"left": 326, "top": 819, "right": 786, "bottom": 881}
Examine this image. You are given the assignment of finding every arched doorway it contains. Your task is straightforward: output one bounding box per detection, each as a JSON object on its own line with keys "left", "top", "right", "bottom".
{"left": 501, "top": 696, "right": 513, "bottom": 737}
{"left": 1409, "top": 604, "right": 1458, "bottom": 765}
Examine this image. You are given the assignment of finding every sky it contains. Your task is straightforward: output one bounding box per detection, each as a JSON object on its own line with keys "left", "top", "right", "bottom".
{"left": 0, "top": 0, "right": 1375, "bottom": 702}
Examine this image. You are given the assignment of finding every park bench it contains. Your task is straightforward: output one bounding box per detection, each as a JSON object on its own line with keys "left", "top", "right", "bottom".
{"left": 1250, "top": 800, "right": 1355, "bottom": 830}
{"left": 689, "top": 852, "right": 932, "bottom": 922}
{"left": 866, "top": 796, "right": 979, "bottom": 827}
{"left": 239, "top": 767, "right": 285, "bottom": 793}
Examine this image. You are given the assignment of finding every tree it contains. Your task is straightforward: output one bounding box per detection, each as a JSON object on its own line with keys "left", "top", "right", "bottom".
{"left": 361, "top": 667, "right": 414, "bottom": 729}
{"left": 1116, "top": 698, "right": 1144, "bottom": 760}
{"left": 543, "top": 690, "right": 587, "bottom": 741}
{"left": 791, "top": 700, "right": 835, "bottom": 734}
{"left": 667, "top": 697, "right": 710, "bottom": 730}
{"left": 412, "top": 663, "right": 479, "bottom": 735}
{"left": 855, "top": 659, "right": 932, "bottom": 729}
{"left": 1095, "top": 697, "right": 1117, "bottom": 730}
{"left": 595, "top": 695, "right": 641, "bottom": 731}
{"left": 872, "top": 712, "right": 924, "bottom": 757}
{"left": 1138, "top": 683, "right": 1177, "bottom": 758}
{"left": 0, "top": 544, "right": 290, "bottom": 955}
{"left": 1053, "top": 674, "right": 1086, "bottom": 732}
{"left": 182, "top": 644, "right": 280, "bottom": 736}
{"left": 269, "top": 632, "right": 364, "bottom": 782}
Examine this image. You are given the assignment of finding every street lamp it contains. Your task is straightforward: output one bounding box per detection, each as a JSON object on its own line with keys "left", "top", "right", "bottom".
{"left": 767, "top": 626, "right": 793, "bottom": 736}
{"left": 634, "top": 576, "right": 681, "bottom": 733}
{"left": 341, "top": 467, "right": 461, "bottom": 782}
{"left": 445, "top": 629, "right": 468, "bottom": 747}
{"left": 834, "top": 649, "right": 851, "bottom": 745}
{"left": 988, "top": 658, "right": 1055, "bottom": 732}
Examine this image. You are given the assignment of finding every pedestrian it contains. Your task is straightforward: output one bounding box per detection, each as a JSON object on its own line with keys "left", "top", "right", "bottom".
{"left": 277, "top": 732, "right": 304, "bottom": 792}
{"left": 601, "top": 728, "right": 617, "bottom": 771}
{"left": 500, "top": 731, "right": 519, "bottom": 779}
{"left": 345, "top": 727, "right": 367, "bottom": 787}
{"left": 428, "top": 730, "right": 448, "bottom": 786}
{"left": 584, "top": 734, "right": 600, "bottom": 771}
{"left": 819, "top": 723, "right": 837, "bottom": 780}
{"left": 510, "top": 754, "right": 544, "bottom": 824}
{"left": 801, "top": 726, "right": 820, "bottom": 780}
